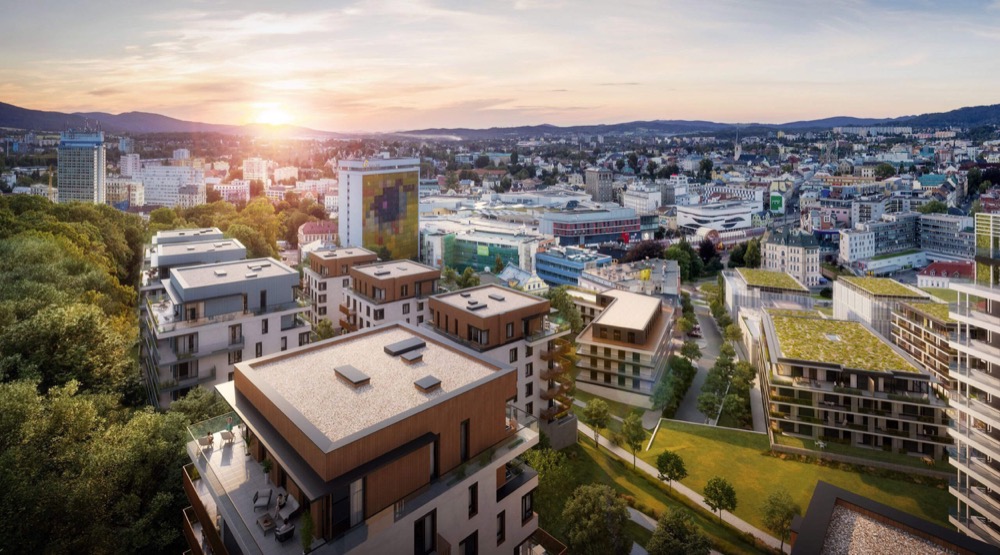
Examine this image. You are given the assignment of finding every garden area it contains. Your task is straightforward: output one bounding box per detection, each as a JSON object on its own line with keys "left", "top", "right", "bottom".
{"left": 640, "top": 420, "right": 951, "bottom": 532}
{"left": 772, "top": 433, "right": 953, "bottom": 473}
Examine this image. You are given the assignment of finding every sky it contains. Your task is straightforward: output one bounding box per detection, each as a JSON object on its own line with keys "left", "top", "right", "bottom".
{"left": 2, "top": 0, "right": 1000, "bottom": 132}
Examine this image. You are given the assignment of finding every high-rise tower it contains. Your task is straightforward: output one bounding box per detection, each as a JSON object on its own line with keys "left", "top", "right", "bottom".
{"left": 57, "top": 130, "right": 106, "bottom": 204}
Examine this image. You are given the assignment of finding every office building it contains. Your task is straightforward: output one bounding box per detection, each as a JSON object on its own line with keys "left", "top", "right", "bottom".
{"left": 578, "top": 259, "right": 681, "bottom": 298}
{"left": 722, "top": 268, "right": 811, "bottom": 318}
{"left": 57, "top": 131, "right": 106, "bottom": 204}
{"left": 338, "top": 157, "right": 420, "bottom": 260}
{"left": 758, "top": 310, "right": 949, "bottom": 461}
{"left": 182, "top": 323, "right": 547, "bottom": 554}
{"left": 839, "top": 212, "right": 920, "bottom": 265}
{"left": 428, "top": 285, "right": 577, "bottom": 445}
{"left": 141, "top": 258, "right": 309, "bottom": 409}
{"left": 575, "top": 290, "right": 675, "bottom": 406}
{"left": 948, "top": 212, "right": 1000, "bottom": 545}
{"left": 833, "top": 277, "right": 929, "bottom": 339}
{"left": 141, "top": 165, "right": 205, "bottom": 207}
{"left": 763, "top": 227, "right": 822, "bottom": 287}
{"left": 584, "top": 167, "right": 613, "bottom": 203}
{"left": 538, "top": 208, "right": 640, "bottom": 246}
{"left": 302, "top": 247, "right": 378, "bottom": 327}
{"left": 920, "top": 213, "right": 975, "bottom": 261}
{"left": 535, "top": 247, "right": 613, "bottom": 287}
{"left": 675, "top": 201, "right": 755, "bottom": 232}
{"left": 340, "top": 260, "right": 439, "bottom": 332}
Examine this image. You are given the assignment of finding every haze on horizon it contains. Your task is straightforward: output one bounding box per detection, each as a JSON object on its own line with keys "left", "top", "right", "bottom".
{"left": 3, "top": 0, "right": 1000, "bottom": 133}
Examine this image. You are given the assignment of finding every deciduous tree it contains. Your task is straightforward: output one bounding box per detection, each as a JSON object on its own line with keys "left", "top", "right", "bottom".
{"left": 561, "top": 484, "right": 631, "bottom": 555}
{"left": 703, "top": 477, "right": 737, "bottom": 522}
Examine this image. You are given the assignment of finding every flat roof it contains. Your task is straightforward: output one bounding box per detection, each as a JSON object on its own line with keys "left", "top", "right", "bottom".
{"left": 901, "top": 301, "right": 954, "bottom": 324}
{"left": 839, "top": 276, "right": 927, "bottom": 298}
{"left": 593, "top": 290, "right": 662, "bottom": 330}
{"left": 433, "top": 285, "right": 547, "bottom": 318}
{"left": 737, "top": 268, "right": 808, "bottom": 292}
{"left": 769, "top": 314, "right": 919, "bottom": 373}
{"left": 172, "top": 258, "right": 297, "bottom": 288}
{"left": 353, "top": 260, "right": 439, "bottom": 280}
{"left": 244, "top": 326, "right": 503, "bottom": 446}
{"left": 312, "top": 247, "right": 376, "bottom": 260}
{"left": 156, "top": 238, "right": 244, "bottom": 258}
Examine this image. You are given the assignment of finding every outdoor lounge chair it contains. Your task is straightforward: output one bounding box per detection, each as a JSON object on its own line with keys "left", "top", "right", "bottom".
{"left": 278, "top": 494, "right": 299, "bottom": 522}
{"left": 253, "top": 489, "right": 272, "bottom": 511}
{"left": 275, "top": 523, "right": 295, "bottom": 543}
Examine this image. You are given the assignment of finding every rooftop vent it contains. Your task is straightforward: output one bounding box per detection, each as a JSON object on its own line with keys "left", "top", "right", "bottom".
{"left": 414, "top": 375, "right": 441, "bottom": 393}
{"left": 397, "top": 265, "right": 408, "bottom": 271}
{"left": 245, "top": 273, "right": 258, "bottom": 278}
{"left": 178, "top": 232, "right": 186, "bottom": 236}
{"left": 374, "top": 270, "right": 391, "bottom": 277}
{"left": 214, "top": 270, "right": 228, "bottom": 277}
{"left": 460, "top": 292, "right": 471, "bottom": 298}
{"left": 187, "top": 246, "right": 196, "bottom": 251}
{"left": 214, "top": 242, "right": 228, "bottom": 248}
{"left": 384, "top": 337, "right": 426, "bottom": 356}
{"left": 468, "top": 303, "right": 488, "bottom": 311}
{"left": 467, "top": 300, "right": 479, "bottom": 306}
{"left": 335, "top": 365, "right": 370, "bottom": 388}
{"left": 488, "top": 293, "right": 505, "bottom": 302}
{"left": 824, "top": 334, "right": 841, "bottom": 342}
{"left": 401, "top": 350, "right": 424, "bottom": 364}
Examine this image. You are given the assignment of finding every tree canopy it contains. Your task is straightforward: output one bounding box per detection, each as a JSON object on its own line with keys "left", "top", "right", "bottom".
{"left": 646, "top": 509, "right": 711, "bottom": 555}
{"left": 561, "top": 484, "right": 631, "bottom": 555}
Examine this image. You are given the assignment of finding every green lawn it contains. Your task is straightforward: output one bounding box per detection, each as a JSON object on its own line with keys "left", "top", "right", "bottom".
{"left": 773, "top": 434, "right": 952, "bottom": 472}
{"left": 575, "top": 389, "right": 645, "bottom": 422}
{"left": 641, "top": 420, "right": 951, "bottom": 532}
{"left": 552, "top": 440, "right": 767, "bottom": 554}
{"left": 816, "top": 306, "right": 834, "bottom": 317}
{"left": 921, "top": 287, "right": 957, "bottom": 303}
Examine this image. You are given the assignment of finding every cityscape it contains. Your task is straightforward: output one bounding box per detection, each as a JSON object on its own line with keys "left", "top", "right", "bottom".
{"left": 4, "top": 2, "right": 1000, "bottom": 555}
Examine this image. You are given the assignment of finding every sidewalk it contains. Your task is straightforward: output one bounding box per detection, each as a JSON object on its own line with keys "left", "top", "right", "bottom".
{"left": 578, "top": 422, "right": 787, "bottom": 553}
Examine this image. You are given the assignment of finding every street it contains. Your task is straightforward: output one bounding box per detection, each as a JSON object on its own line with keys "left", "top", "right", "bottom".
{"left": 673, "top": 305, "right": 722, "bottom": 423}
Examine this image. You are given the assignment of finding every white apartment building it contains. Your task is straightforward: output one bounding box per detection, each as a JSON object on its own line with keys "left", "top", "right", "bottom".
{"left": 273, "top": 166, "right": 298, "bottom": 182}
{"left": 140, "top": 165, "right": 205, "bottom": 207}
{"left": 141, "top": 258, "right": 310, "bottom": 409}
{"left": 622, "top": 184, "right": 662, "bottom": 214}
{"left": 173, "top": 148, "right": 190, "bottom": 160}
{"left": 213, "top": 180, "right": 250, "bottom": 204}
{"left": 301, "top": 247, "right": 378, "bottom": 327}
{"left": 120, "top": 153, "right": 141, "bottom": 178}
{"left": 105, "top": 177, "right": 145, "bottom": 207}
{"left": 243, "top": 156, "right": 270, "bottom": 185}
{"left": 764, "top": 227, "right": 822, "bottom": 287}
{"left": 340, "top": 260, "right": 440, "bottom": 332}
{"left": 177, "top": 184, "right": 206, "bottom": 209}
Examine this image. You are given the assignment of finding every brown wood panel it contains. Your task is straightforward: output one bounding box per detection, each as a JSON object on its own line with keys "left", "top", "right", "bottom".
{"left": 429, "top": 295, "right": 548, "bottom": 350}
{"left": 364, "top": 443, "right": 431, "bottom": 518}
{"left": 496, "top": 465, "right": 506, "bottom": 488}
{"left": 183, "top": 465, "right": 228, "bottom": 555}
{"left": 182, "top": 508, "right": 205, "bottom": 555}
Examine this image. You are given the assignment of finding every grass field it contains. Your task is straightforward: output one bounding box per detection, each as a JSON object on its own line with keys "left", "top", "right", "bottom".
{"left": 921, "top": 287, "right": 958, "bottom": 303}
{"left": 773, "top": 434, "right": 952, "bottom": 472}
{"left": 641, "top": 420, "right": 951, "bottom": 532}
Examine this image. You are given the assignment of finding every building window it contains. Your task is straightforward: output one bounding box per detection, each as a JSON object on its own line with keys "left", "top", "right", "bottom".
{"left": 403, "top": 303, "right": 410, "bottom": 315}
{"left": 255, "top": 342, "right": 262, "bottom": 358}
{"left": 460, "top": 419, "right": 470, "bottom": 462}
{"left": 374, "top": 309, "right": 384, "bottom": 321}
{"left": 418, "top": 301, "right": 424, "bottom": 311}
{"left": 509, "top": 348, "right": 518, "bottom": 363}
{"left": 590, "top": 370, "right": 597, "bottom": 380}
{"left": 604, "top": 347, "right": 611, "bottom": 357}
{"left": 590, "top": 345, "right": 597, "bottom": 355}
{"left": 262, "top": 319, "right": 269, "bottom": 334}
{"left": 229, "top": 324, "right": 242, "bottom": 344}
{"left": 318, "top": 306, "right": 327, "bottom": 316}
{"left": 627, "top": 332, "right": 635, "bottom": 343}
{"left": 525, "top": 363, "right": 533, "bottom": 377}
{"left": 319, "top": 294, "right": 327, "bottom": 304}
{"left": 496, "top": 511, "right": 505, "bottom": 545}
{"left": 299, "top": 332, "right": 309, "bottom": 346}
{"left": 468, "top": 483, "right": 478, "bottom": 518}
{"left": 459, "top": 531, "right": 478, "bottom": 555}
{"left": 401, "top": 284, "right": 409, "bottom": 297}
{"left": 521, "top": 491, "right": 534, "bottom": 523}
{"left": 613, "top": 329, "right": 621, "bottom": 341}
{"left": 633, "top": 378, "right": 641, "bottom": 390}
{"left": 506, "top": 322, "right": 514, "bottom": 338}
{"left": 319, "top": 281, "right": 327, "bottom": 291}
{"left": 418, "top": 315, "right": 424, "bottom": 324}
{"left": 525, "top": 383, "right": 533, "bottom": 398}
{"left": 525, "top": 345, "right": 533, "bottom": 357}
{"left": 280, "top": 337, "right": 287, "bottom": 351}
{"left": 414, "top": 510, "right": 436, "bottom": 555}
{"left": 526, "top": 401, "right": 533, "bottom": 416}
{"left": 228, "top": 350, "right": 242, "bottom": 365}
{"left": 343, "top": 278, "right": 350, "bottom": 287}
{"left": 618, "top": 350, "right": 625, "bottom": 360}
{"left": 632, "top": 352, "right": 640, "bottom": 362}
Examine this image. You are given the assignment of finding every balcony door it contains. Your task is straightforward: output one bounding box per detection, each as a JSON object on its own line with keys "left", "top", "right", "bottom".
{"left": 349, "top": 478, "right": 364, "bottom": 527}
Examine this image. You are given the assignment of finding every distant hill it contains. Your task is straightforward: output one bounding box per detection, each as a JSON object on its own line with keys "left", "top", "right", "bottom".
{"left": 900, "top": 104, "right": 1000, "bottom": 127}
{"left": 0, "top": 102, "right": 91, "bottom": 132}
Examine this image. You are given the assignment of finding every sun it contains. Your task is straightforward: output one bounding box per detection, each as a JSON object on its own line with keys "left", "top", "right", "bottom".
{"left": 253, "top": 104, "right": 293, "bottom": 126}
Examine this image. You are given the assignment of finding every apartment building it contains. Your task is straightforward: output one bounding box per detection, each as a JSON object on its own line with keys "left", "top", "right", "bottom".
{"left": 833, "top": 276, "right": 930, "bottom": 340}
{"left": 427, "top": 285, "right": 577, "bottom": 445}
{"left": 301, "top": 247, "right": 378, "bottom": 327}
{"left": 575, "top": 290, "right": 675, "bottom": 407}
{"left": 722, "top": 268, "right": 812, "bottom": 319}
{"left": 759, "top": 310, "right": 949, "bottom": 461}
{"left": 584, "top": 167, "right": 613, "bottom": 202}
{"left": 141, "top": 258, "right": 310, "bottom": 409}
{"left": 567, "top": 288, "right": 602, "bottom": 327}
{"left": 141, "top": 229, "right": 246, "bottom": 299}
{"left": 341, "top": 260, "right": 440, "bottom": 332}
{"left": 920, "top": 213, "right": 975, "bottom": 260}
{"left": 891, "top": 301, "right": 957, "bottom": 391}
{"left": 838, "top": 212, "right": 920, "bottom": 265}
{"left": 182, "top": 323, "right": 548, "bottom": 555}
{"left": 534, "top": 247, "right": 612, "bottom": 287}
{"left": 578, "top": 259, "right": 681, "bottom": 298}
{"left": 763, "top": 227, "right": 822, "bottom": 287}
{"left": 948, "top": 212, "right": 1000, "bottom": 546}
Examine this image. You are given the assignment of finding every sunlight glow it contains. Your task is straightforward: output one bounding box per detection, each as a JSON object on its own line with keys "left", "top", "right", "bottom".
{"left": 253, "top": 104, "right": 293, "bottom": 126}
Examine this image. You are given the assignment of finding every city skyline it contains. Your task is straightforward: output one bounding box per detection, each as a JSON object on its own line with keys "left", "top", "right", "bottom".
{"left": 3, "top": 1, "right": 1000, "bottom": 132}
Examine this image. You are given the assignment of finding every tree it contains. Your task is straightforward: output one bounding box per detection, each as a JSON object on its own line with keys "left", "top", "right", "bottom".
{"left": 874, "top": 162, "right": 896, "bottom": 180}
{"left": 723, "top": 323, "right": 742, "bottom": 344}
{"left": 561, "top": 484, "right": 631, "bottom": 555}
{"left": 676, "top": 316, "right": 694, "bottom": 335}
{"left": 698, "top": 158, "right": 714, "bottom": 180}
{"left": 647, "top": 509, "right": 710, "bottom": 555}
{"left": 744, "top": 238, "right": 761, "bottom": 268}
{"left": 917, "top": 200, "right": 948, "bottom": 214}
{"left": 655, "top": 450, "right": 687, "bottom": 492}
{"left": 494, "top": 254, "right": 504, "bottom": 273}
{"left": 697, "top": 238, "right": 716, "bottom": 264}
{"left": 621, "top": 412, "right": 646, "bottom": 468}
{"left": 623, "top": 240, "right": 664, "bottom": 262}
{"left": 546, "top": 286, "right": 584, "bottom": 333}
{"left": 475, "top": 155, "right": 490, "bottom": 169}
{"left": 522, "top": 447, "right": 573, "bottom": 529}
{"left": 722, "top": 394, "right": 749, "bottom": 427}
{"left": 615, "top": 159, "right": 626, "bottom": 172}
{"left": 169, "top": 387, "right": 230, "bottom": 424}
{"left": 301, "top": 507, "right": 315, "bottom": 553}
{"left": 703, "top": 477, "right": 737, "bottom": 523}
{"left": 972, "top": 199, "right": 983, "bottom": 215}
{"left": 697, "top": 393, "right": 720, "bottom": 423}
{"left": 458, "top": 266, "right": 480, "bottom": 288}
{"left": 311, "top": 318, "right": 336, "bottom": 341}
{"left": 583, "top": 398, "right": 610, "bottom": 451}
{"left": 727, "top": 242, "right": 746, "bottom": 268}
{"left": 226, "top": 223, "right": 277, "bottom": 259}
{"left": 761, "top": 489, "right": 801, "bottom": 552}
{"left": 680, "top": 340, "right": 702, "bottom": 362}
{"left": 968, "top": 166, "right": 983, "bottom": 192}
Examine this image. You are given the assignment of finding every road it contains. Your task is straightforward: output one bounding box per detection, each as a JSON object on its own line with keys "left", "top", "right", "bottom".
{"left": 673, "top": 306, "right": 722, "bottom": 424}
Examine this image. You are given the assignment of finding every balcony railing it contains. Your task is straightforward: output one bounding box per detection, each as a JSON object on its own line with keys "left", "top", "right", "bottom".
{"left": 525, "top": 321, "right": 571, "bottom": 344}
{"left": 147, "top": 297, "right": 305, "bottom": 334}
{"left": 159, "top": 366, "right": 217, "bottom": 393}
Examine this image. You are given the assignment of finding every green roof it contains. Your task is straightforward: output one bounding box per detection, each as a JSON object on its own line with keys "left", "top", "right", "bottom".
{"left": 737, "top": 268, "right": 808, "bottom": 292}
{"left": 770, "top": 315, "right": 919, "bottom": 373}
{"left": 840, "top": 276, "right": 926, "bottom": 298}
{"left": 764, "top": 308, "right": 823, "bottom": 319}
{"left": 904, "top": 301, "right": 954, "bottom": 324}
{"left": 871, "top": 248, "right": 922, "bottom": 261}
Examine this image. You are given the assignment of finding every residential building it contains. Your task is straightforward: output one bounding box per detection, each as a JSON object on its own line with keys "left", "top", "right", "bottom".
{"left": 758, "top": 310, "right": 949, "bottom": 461}
{"left": 340, "top": 260, "right": 439, "bottom": 332}
{"left": 535, "top": 247, "right": 613, "bottom": 287}
{"left": 105, "top": 177, "right": 145, "bottom": 208}
{"left": 917, "top": 260, "right": 975, "bottom": 289}
{"left": 722, "top": 268, "right": 812, "bottom": 319}
{"left": 575, "top": 290, "right": 675, "bottom": 406}
{"left": 948, "top": 212, "right": 1000, "bottom": 545}
{"left": 182, "top": 323, "right": 547, "bottom": 555}
{"left": 621, "top": 183, "right": 661, "bottom": 214}
{"left": 338, "top": 157, "right": 420, "bottom": 259}
{"left": 659, "top": 175, "right": 692, "bottom": 206}
{"left": 567, "top": 288, "right": 602, "bottom": 326}
{"left": 578, "top": 259, "right": 681, "bottom": 298}
{"left": 297, "top": 220, "right": 338, "bottom": 250}
{"left": 428, "top": 285, "right": 577, "bottom": 444}
{"left": 243, "top": 156, "right": 270, "bottom": 185}
{"left": 140, "top": 165, "right": 205, "bottom": 207}
{"left": 920, "top": 213, "right": 975, "bottom": 260}
{"left": 214, "top": 180, "right": 251, "bottom": 204}
{"left": 763, "top": 227, "right": 822, "bottom": 287}
{"left": 838, "top": 212, "right": 920, "bottom": 266}
{"left": 833, "top": 276, "right": 929, "bottom": 339}
{"left": 177, "top": 184, "right": 207, "bottom": 208}
{"left": 891, "top": 301, "right": 958, "bottom": 391}
{"left": 584, "top": 167, "right": 613, "bottom": 203}
{"left": 273, "top": 166, "right": 298, "bottom": 183}
{"left": 120, "top": 153, "right": 141, "bottom": 178}
{"left": 538, "top": 208, "right": 640, "bottom": 246}
{"left": 675, "top": 201, "right": 755, "bottom": 232}
{"left": 57, "top": 130, "right": 106, "bottom": 204}
{"left": 301, "top": 247, "right": 378, "bottom": 327}
{"left": 141, "top": 258, "right": 309, "bottom": 409}
{"left": 140, "top": 228, "right": 245, "bottom": 297}
{"left": 173, "top": 148, "right": 190, "bottom": 160}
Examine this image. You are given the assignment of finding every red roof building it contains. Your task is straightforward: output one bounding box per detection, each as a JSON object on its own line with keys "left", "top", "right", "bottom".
{"left": 917, "top": 260, "right": 974, "bottom": 289}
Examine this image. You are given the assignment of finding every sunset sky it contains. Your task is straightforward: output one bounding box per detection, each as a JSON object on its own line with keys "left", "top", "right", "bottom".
{"left": 3, "top": 0, "right": 1000, "bottom": 132}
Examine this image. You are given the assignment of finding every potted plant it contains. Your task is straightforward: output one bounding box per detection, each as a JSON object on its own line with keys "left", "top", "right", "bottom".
{"left": 241, "top": 426, "right": 251, "bottom": 456}
{"left": 262, "top": 458, "right": 273, "bottom": 483}
{"left": 301, "top": 509, "right": 314, "bottom": 554}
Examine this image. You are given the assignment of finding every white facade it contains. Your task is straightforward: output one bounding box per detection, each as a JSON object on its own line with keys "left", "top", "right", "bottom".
{"left": 176, "top": 184, "right": 206, "bottom": 208}
{"left": 344, "top": 289, "right": 431, "bottom": 330}
{"left": 763, "top": 230, "right": 822, "bottom": 287}
{"left": 676, "top": 201, "right": 754, "bottom": 231}
{"left": 140, "top": 165, "right": 205, "bottom": 207}
{"left": 213, "top": 180, "right": 250, "bottom": 204}
{"left": 173, "top": 148, "right": 190, "bottom": 160}
{"left": 338, "top": 157, "right": 420, "bottom": 249}
{"left": 242, "top": 156, "right": 270, "bottom": 184}
{"left": 622, "top": 184, "right": 661, "bottom": 214}
{"left": 105, "top": 177, "right": 145, "bottom": 207}
{"left": 833, "top": 278, "right": 928, "bottom": 339}
{"left": 839, "top": 228, "right": 876, "bottom": 264}
{"left": 273, "top": 166, "right": 298, "bottom": 183}
{"left": 120, "top": 153, "right": 141, "bottom": 178}
{"left": 57, "top": 131, "right": 106, "bottom": 204}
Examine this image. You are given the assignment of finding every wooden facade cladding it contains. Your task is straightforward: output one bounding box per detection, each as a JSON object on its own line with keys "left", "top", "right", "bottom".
{"left": 309, "top": 251, "right": 378, "bottom": 278}
{"left": 182, "top": 464, "right": 228, "bottom": 555}
{"left": 429, "top": 296, "right": 549, "bottom": 350}
{"left": 349, "top": 266, "right": 440, "bottom": 304}
{"left": 364, "top": 442, "right": 432, "bottom": 519}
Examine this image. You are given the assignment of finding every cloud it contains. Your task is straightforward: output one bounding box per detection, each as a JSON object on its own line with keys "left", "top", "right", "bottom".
{"left": 599, "top": 82, "right": 641, "bottom": 87}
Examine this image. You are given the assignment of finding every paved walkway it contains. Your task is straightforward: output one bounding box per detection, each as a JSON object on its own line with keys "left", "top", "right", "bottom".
{"left": 579, "top": 422, "right": 788, "bottom": 553}
{"left": 674, "top": 307, "right": 721, "bottom": 423}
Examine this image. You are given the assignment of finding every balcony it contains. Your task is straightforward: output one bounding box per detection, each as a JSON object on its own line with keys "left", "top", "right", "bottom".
{"left": 497, "top": 458, "right": 539, "bottom": 502}
{"left": 952, "top": 363, "right": 1000, "bottom": 397}
{"left": 280, "top": 315, "right": 308, "bottom": 332}
{"left": 525, "top": 320, "right": 571, "bottom": 345}
{"left": 338, "top": 303, "right": 354, "bottom": 316}
{"left": 540, "top": 385, "right": 565, "bottom": 401}
{"left": 541, "top": 400, "right": 570, "bottom": 421}
{"left": 147, "top": 297, "right": 305, "bottom": 335}
{"left": 953, "top": 392, "right": 1000, "bottom": 429}
{"left": 948, "top": 421, "right": 1000, "bottom": 462}
{"left": 541, "top": 341, "right": 571, "bottom": 362}
{"left": 540, "top": 363, "right": 565, "bottom": 381}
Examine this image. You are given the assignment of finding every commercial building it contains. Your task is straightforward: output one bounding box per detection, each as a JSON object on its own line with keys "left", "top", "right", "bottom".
{"left": 722, "top": 268, "right": 811, "bottom": 318}
{"left": 538, "top": 208, "right": 640, "bottom": 246}
{"left": 431, "top": 229, "right": 542, "bottom": 275}
{"left": 428, "top": 285, "right": 577, "bottom": 443}
{"left": 141, "top": 258, "right": 310, "bottom": 409}
{"left": 675, "top": 201, "right": 754, "bottom": 232}
{"left": 621, "top": 183, "right": 661, "bottom": 214}
{"left": 534, "top": 247, "right": 613, "bottom": 287}
{"left": 833, "top": 276, "right": 929, "bottom": 339}
{"left": 338, "top": 157, "right": 420, "bottom": 260}
{"left": 182, "top": 323, "right": 546, "bottom": 554}
{"left": 340, "top": 260, "right": 439, "bottom": 332}
{"left": 891, "top": 301, "right": 957, "bottom": 391}
{"left": 301, "top": 247, "right": 378, "bottom": 327}
{"left": 920, "top": 213, "right": 975, "bottom": 260}
{"left": 947, "top": 212, "right": 1000, "bottom": 545}
{"left": 575, "top": 290, "right": 675, "bottom": 406}
{"left": 57, "top": 131, "right": 106, "bottom": 204}
{"left": 838, "top": 212, "right": 920, "bottom": 265}
{"left": 584, "top": 167, "right": 613, "bottom": 203}
{"left": 141, "top": 165, "right": 205, "bottom": 207}
{"left": 758, "top": 310, "right": 949, "bottom": 461}
{"left": 763, "top": 227, "right": 822, "bottom": 287}
{"left": 578, "top": 259, "right": 681, "bottom": 298}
